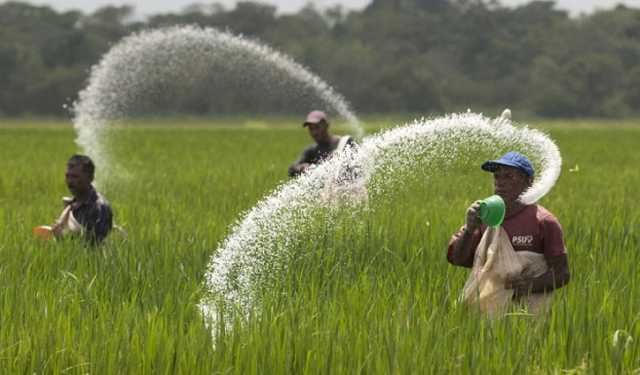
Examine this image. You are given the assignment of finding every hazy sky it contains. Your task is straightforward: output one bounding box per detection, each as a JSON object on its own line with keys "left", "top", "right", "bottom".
{"left": 9, "top": 0, "right": 640, "bottom": 16}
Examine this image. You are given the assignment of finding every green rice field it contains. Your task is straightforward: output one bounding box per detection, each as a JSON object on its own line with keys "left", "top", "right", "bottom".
{"left": 0, "top": 118, "right": 638, "bottom": 373}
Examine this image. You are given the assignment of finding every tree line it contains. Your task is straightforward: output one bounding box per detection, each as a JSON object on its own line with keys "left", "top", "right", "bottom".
{"left": 1, "top": 0, "right": 639, "bottom": 117}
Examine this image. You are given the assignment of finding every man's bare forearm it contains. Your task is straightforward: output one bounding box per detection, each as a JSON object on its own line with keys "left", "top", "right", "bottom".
{"left": 513, "top": 254, "right": 570, "bottom": 297}
{"left": 449, "top": 228, "right": 476, "bottom": 266}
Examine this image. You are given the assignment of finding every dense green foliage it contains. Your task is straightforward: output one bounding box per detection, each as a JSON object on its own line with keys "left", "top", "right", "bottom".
{"left": 0, "top": 119, "right": 638, "bottom": 373}
{"left": 1, "top": 0, "right": 639, "bottom": 117}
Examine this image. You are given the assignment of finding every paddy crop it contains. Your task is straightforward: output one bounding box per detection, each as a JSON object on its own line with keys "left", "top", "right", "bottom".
{"left": 0, "top": 119, "right": 638, "bottom": 373}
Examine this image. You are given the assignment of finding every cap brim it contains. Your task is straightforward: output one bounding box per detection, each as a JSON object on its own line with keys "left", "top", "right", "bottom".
{"left": 482, "top": 160, "right": 521, "bottom": 172}
{"left": 302, "top": 120, "right": 324, "bottom": 127}
{"left": 481, "top": 160, "right": 533, "bottom": 176}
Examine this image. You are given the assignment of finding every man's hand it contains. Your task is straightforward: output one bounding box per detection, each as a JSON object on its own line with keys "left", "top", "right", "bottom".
{"left": 295, "top": 163, "right": 311, "bottom": 174}
{"left": 505, "top": 274, "right": 526, "bottom": 288}
{"left": 505, "top": 274, "right": 532, "bottom": 298}
{"left": 465, "top": 201, "right": 482, "bottom": 233}
{"left": 51, "top": 205, "right": 76, "bottom": 237}
{"left": 505, "top": 255, "right": 570, "bottom": 297}
{"left": 51, "top": 222, "right": 64, "bottom": 237}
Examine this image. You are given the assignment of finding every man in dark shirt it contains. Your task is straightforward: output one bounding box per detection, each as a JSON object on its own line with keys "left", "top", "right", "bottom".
{"left": 447, "top": 151, "right": 570, "bottom": 299}
{"left": 51, "top": 154, "right": 113, "bottom": 244}
{"left": 288, "top": 110, "right": 355, "bottom": 177}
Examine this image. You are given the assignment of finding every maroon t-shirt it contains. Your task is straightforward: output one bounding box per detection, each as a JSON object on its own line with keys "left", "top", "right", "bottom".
{"left": 447, "top": 204, "right": 567, "bottom": 268}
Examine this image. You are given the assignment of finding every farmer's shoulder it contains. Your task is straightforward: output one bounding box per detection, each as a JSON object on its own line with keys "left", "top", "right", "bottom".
{"left": 303, "top": 143, "right": 319, "bottom": 154}
{"left": 95, "top": 192, "right": 113, "bottom": 212}
{"left": 533, "top": 204, "right": 562, "bottom": 226}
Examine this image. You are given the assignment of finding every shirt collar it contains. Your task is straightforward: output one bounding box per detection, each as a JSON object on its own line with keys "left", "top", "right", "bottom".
{"left": 72, "top": 186, "right": 98, "bottom": 207}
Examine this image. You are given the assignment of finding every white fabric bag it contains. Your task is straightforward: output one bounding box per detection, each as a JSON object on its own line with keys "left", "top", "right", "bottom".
{"left": 461, "top": 226, "right": 552, "bottom": 317}
{"left": 55, "top": 204, "right": 83, "bottom": 236}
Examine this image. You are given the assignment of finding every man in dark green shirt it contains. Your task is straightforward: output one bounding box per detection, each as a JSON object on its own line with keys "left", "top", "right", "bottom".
{"left": 51, "top": 154, "right": 113, "bottom": 245}
{"left": 288, "top": 110, "right": 354, "bottom": 177}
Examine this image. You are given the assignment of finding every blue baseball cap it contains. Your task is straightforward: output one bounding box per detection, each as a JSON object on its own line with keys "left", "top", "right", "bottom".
{"left": 481, "top": 151, "right": 535, "bottom": 177}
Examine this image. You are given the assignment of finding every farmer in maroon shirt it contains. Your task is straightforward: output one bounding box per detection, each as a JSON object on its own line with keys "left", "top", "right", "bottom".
{"left": 447, "top": 151, "right": 570, "bottom": 299}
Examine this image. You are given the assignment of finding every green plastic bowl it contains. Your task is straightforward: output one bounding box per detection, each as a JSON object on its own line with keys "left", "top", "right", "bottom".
{"left": 479, "top": 195, "right": 505, "bottom": 227}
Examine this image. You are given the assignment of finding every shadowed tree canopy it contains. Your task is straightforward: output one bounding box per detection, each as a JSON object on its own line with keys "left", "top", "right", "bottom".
{"left": 0, "top": 0, "right": 638, "bottom": 117}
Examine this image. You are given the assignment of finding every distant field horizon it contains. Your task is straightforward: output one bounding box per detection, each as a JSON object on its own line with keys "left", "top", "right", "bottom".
{"left": 1, "top": 115, "right": 639, "bottom": 131}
